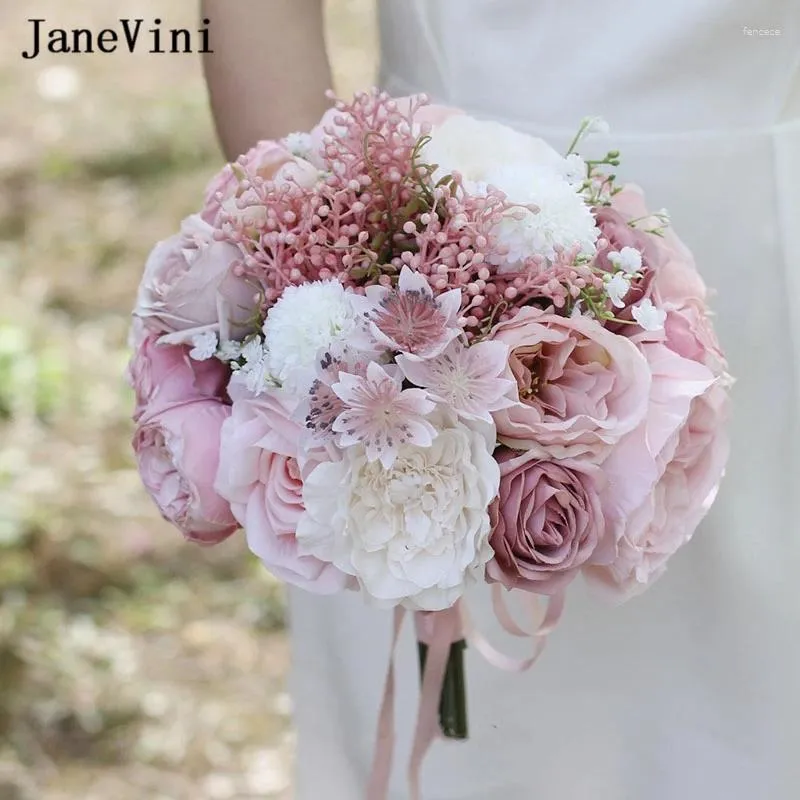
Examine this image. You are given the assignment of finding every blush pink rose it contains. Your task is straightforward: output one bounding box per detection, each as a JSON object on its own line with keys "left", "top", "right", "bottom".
{"left": 134, "top": 214, "right": 257, "bottom": 344}
{"left": 609, "top": 185, "right": 699, "bottom": 275}
{"left": 662, "top": 299, "right": 728, "bottom": 376}
{"left": 128, "top": 333, "right": 228, "bottom": 422}
{"left": 201, "top": 140, "right": 295, "bottom": 223}
{"left": 585, "top": 344, "right": 728, "bottom": 600}
{"left": 486, "top": 448, "right": 611, "bottom": 595}
{"left": 134, "top": 400, "right": 238, "bottom": 545}
{"left": 489, "top": 307, "right": 651, "bottom": 462}
{"left": 214, "top": 382, "right": 348, "bottom": 592}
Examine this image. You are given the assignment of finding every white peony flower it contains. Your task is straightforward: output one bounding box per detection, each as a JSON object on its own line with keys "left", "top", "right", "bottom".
{"left": 262, "top": 280, "right": 364, "bottom": 394}
{"left": 421, "top": 115, "right": 568, "bottom": 190}
{"left": 485, "top": 163, "right": 599, "bottom": 266}
{"left": 295, "top": 408, "right": 500, "bottom": 611}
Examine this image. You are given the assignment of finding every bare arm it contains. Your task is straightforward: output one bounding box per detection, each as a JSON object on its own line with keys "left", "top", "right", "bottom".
{"left": 201, "top": 0, "right": 333, "bottom": 160}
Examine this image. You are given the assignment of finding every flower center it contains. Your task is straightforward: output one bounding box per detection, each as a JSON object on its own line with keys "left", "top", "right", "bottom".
{"left": 373, "top": 290, "right": 447, "bottom": 353}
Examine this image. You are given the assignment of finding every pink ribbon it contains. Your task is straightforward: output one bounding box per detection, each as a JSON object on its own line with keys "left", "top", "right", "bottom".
{"left": 366, "top": 589, "right": 565, "bottom": 800}
{"left": 462, "top": 585, "right": 566, "bottom": 672}
{"left": 366, "top": 606, "right": 406, "bottom": 800}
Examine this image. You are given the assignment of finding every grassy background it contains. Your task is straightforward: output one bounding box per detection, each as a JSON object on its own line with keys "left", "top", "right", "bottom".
{"left": 0, "top": 2, "right": 376, "bottom": 798}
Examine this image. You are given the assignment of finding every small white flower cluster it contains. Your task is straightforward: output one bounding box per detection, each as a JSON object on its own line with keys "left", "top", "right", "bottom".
{"left": 603, "top": 246, "right": 643, "bottom": 308}
{"left": 281, "top": 131, "right": 314, "bottom": 159}
{"left": 601, "top": 246, "right": 666, "bottom": 331}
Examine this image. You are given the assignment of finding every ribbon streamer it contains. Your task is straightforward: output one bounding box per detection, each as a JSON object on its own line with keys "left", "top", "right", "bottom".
{"left": 366, "top": 590, "right": 565, "bottom": 799}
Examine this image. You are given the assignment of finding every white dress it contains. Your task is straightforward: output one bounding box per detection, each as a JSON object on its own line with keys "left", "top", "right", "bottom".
{"left": 289, "top": 2, "right": 800, "bottom": 797}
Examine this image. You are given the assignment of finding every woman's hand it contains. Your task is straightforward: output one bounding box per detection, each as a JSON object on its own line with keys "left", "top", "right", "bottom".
{"left": 201, "top": 0, "right": 333, "bottom": 160}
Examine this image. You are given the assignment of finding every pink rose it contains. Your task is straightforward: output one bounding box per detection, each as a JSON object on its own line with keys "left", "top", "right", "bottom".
{"left": 201, "top": 140, "right": 294, "bottom": 223}
{"left": 611, "top": 185, "right": 708, "bottom": 300}
{"left": 594, "top": 205, "right": 659, "bottom": 273}
{"left": 214, "top": 382, "right": 348, "bottom": 592}
{"left": 134, "top": 401, "right": 238, "bottom": 545}
{"left": 134, "top": 214, "right": 257, "bottom": 344}
{"left": 585, "top": 344, "right": 728, "bottom": 600}
{"left": 489, "top": 307, "right": 651, "bottom": 462}
{"left": 662, "top": 299, "right": 728, "bottom": 376}
{"left": 486, "top": 448, "right": 610, "bottom": 595}
{"left": 128, "top": 333, "right": 229, "bottom": 422}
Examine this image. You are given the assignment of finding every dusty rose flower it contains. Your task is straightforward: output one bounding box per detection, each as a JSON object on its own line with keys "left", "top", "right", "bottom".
{"left": 214, "top": 381, "right": 349, "bottom": 592}
{"left": 201, "top": 140, "right": 295, "bottom": 223}
{"left": 593, "top": 204, "right": 658, "bottom": 274}
{"left": 486, "top": 448, "right": 610, "bottom": 595}
{"left": 489, "top": 307, "right": 651, "bottom": 462}
{"left": 128, "top": 333, "right": 228, "bottom": 422}
{"left": 134, "top": 401, "right": 238, "bottom": 545}
{"left": 584, "top": 342, "right": 728, "bottom": 599}
{"left": 135, "top": 215, "right": 257, "bottom": 344}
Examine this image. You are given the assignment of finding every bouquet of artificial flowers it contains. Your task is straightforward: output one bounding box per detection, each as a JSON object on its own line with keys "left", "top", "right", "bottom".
{"left": 129, "top": 91, "right": 730, "bottom": 799}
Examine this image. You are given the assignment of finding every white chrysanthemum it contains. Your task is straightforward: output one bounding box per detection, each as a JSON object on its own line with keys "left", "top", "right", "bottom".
{"left": 422, "top": 115, "right": 568, "bottom": 188}
{"left": 295, "top": 409, "right": 500, "bottom": 611}
{"left": 263, "top": 281, "right": 362, "bottom": 394}
{"left": 485, "top": 163, "right": 599, "bottom": 266}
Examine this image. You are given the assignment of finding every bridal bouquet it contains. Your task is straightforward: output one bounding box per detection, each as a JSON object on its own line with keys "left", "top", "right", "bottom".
{"left": 128, "top": 91, "right": 730, "bottom": 797}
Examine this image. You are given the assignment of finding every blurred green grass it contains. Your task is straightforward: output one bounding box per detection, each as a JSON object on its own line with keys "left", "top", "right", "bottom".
{"left": 0, "top": 1, "right": 377, "bottom": 797}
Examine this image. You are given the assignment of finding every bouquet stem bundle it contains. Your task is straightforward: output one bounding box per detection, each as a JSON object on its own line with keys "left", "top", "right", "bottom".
{"left": 417, "top": 638, "right": 468, "bottom": 739}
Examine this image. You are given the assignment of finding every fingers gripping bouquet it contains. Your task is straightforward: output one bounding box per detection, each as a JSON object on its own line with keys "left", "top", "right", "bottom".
{"left": 129, "top": 91, "right": 731, "bottom": 797}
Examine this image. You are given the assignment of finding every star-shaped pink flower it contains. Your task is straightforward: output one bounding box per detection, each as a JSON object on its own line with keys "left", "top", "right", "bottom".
{"left": 331, "top": 361, "right": 437, "bottom": 468}
{"left": 360, "top": 266, "right": 463, "bottom": 359}
{"left": 397, "top": 339, "right": 516, "bottom": 424}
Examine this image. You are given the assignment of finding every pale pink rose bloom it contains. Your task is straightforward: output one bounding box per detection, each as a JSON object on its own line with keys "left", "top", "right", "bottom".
{"left": 486, "top": 448, "right": 611, "bottom": 595}
{"left": 129, "top": 333, "right": 228, "bottom": 422}
{"left": 201, "top": 140, "right": 294, "bottom": 223}
{"left": 134, "top": 214, "right": 257, "bottom": 344}
{"left": 663, "top": 299, "right": 728, "bottom": 376}
{"left": 215, "top": 383, "right": 348, "bottom": 592}
{"left": 585, "top": 344, "right": 729, "bottom": 600}
{"left": 608, "top": 185, "right": 728, "bottom": 375}
{"left": 610, "top": 185, "right": 697, "bottom": 272}
{"left": 489, "top": 307, "right": 651, "bottom": 462}
{"left": 134, "top": 400, "right": 238, "bottom": 545}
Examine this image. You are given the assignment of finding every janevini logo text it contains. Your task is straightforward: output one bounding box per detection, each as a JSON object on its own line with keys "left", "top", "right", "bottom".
{"left": 21, "top": 18, "right": 213, "bottom": 59}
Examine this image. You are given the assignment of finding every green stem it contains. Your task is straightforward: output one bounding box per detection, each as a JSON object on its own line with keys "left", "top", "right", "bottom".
{"left": 417, "top": 639, "right": 469, "bottom": 740}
